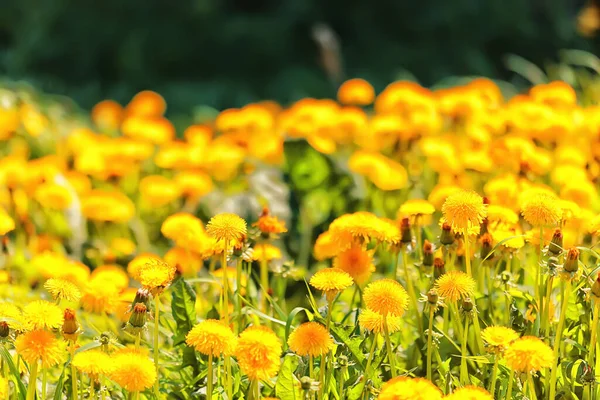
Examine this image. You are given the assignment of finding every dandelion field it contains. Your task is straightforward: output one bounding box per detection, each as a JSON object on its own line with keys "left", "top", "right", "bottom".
{"left": 3, "top": 59, "right": 600, "bottom": 400}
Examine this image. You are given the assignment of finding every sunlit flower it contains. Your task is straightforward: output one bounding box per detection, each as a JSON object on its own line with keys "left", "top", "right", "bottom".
{"left": 363, "top": 279, "right": 409, "bottom": 317}
{"left": 254, "top": 207, "right": 287, "bottom": 235}
{"left": 164, "top": 247, "right": 203, "bottom": 276}
{"left": 444, "top": 386, "right": 493, "bottom": 400}
{"left": 252, "top": 243, "right": 282, "bottom": 261}
{"left": 0, "top": 303, "right": 25, "bottom": 331}
{"left": 34, "top": 182, "right": 72, "bottom": 210}
{"left": 91, "top": 264, "right": 130, "bottom": 290}
{"left": 333, "top": 245, "right": 375, "bottom": 285}
{"left": 313, "top": 230, "right": 343, "bottom": 260}
{"left": 486, "top": 205, "right": 519, "bottom": 227}
{"left": 80, "top": 280, "right": 120, "bottom": 314}
{"left": 138, "top": 259, "right": 176, "bottom": 291}
{"left": 15, "top": 330, "right": 66, "bottom": 368}
{"left": 358, "top": 308, "right": 403, "bottom": 334}
{"left": 110, "top": 351, "right": 157, "bottom": 392}
{"left": 504, "top": 336, "right": 553, "bottom": 373}
{"left": 377, "top": 377, "right": 443, "bottom": 400}
{"left": 73, "top": 349, "right": 115, "bottom": 381}
{"left": 398, "top": 199, "right": 436, "bottom": 224}
{"left": 206, "top": 213, "right": 247, "bottom": 244}
{"left": 81, "top": 190, "right": 135, "bottom": 223}
{"left": 186, "top": 319, "right": 237, "bottom": 357}
{"left": 23, "top": 300, "right": 64, "bottom": 330}
{"left": 481, "top": 326, "right": 519, "bottom": 353}
{"left": 309, "top": 268, "right": 354, "bottom": 301}
{"left": 441, "top": 190, "right": 487, "bottom": 235}
{"left": 0, "top": 209, "right": 15, "bottom": 235}
{"left": 288, "top": 322, "right": 334, "bottom": 357}
{"left": 337, "top": 78, "right": 375, "bottom": 106}
{"left": 127, "top": 253, "right": 162, "bottom": 281}
{"left": 139, "top": 175, "right": 181, "bottom": 207}
{"left": 236, "top": 326, "right": 282, "bottom": 381}
{"left": 435, "top": 271, "right": 476, "bottom": 303}
{"left": 44, "top": 278, "right": 82, "bottom": 302}
{"left": 520, "top": 191, "right": 561, "bottom": 227}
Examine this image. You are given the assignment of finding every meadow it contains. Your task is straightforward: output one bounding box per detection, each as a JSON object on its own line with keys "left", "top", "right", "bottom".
{"left": 1, "top": 57, "right": 600, "bottom": 400}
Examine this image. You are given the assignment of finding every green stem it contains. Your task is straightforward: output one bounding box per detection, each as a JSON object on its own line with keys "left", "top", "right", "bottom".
{"left": 236, "top": 259, "right": 243, "bottom": 334}
{"left": 225, "top": 356, "right": 232, "bottom": 399}
{"left": 450, "top": 303, "right": 465, "bottom": 343}
{"left": 541, "top": 275, "right": 554, "bottom": 341}
{"left": 309, "top": 355, "right": 314, "bottom": 379}
{"left": 471, "top": 307, "right": 484, "bottom": 354}
{"left": 427, "top": 307, "right": 434, "bottom": 381}
{"left": 549, "top": 279, "right": 572, "bottom": 400}
{"left": 101, "top": 375, "right": 105, "bottom": 400}
{"left": 319, "top": 354, "right": 326, "bottom": 399}
{"left": 26, "top": 362, "right": 38, "bottom": 400}
{"left": 90, "top": 376, "right": 95, "bottom": 398}
{"left": 154, "top": 293, "right": 161, "bottom": 398}
{"left": 489, "top": 356, "right": 499, "bottom": 395}
{"left": 443, "top": 306, "right": 450, "bottom": 334}
{"left": 382, "top": 316, "right": 397, "bottom": 378}
{"left": 260, "top": 254, "right": 269, "bottom": 314}
{"left": 487, "top": 266, "right": 494, "bottom": 323}
{"left": 364, "top": 333, "right": 378, "bottom": 374}
{"left": 460, "top": 315, "right": 470, "bottom": 385}
{"left": 464, "top": 236, "right": 472, "bottom": 276}
{"left": 527, "top": 373, "right": 537, "bottom": 400}
{"left": 207, "top": 354, "right": 213, "bottom": 400}
{"left": 402, "top": 250, "right": 423, "bottom": 334}
{"left": 338, "top": 363, "right": 346, "bottom": 400}
{"left": 135, "top": 332, "right": 141, "bottom": 349}
{"left": 252, "top": 379, "right": 259, "bottom": 400}
{"left": 588, "top": 301, "right": 599, "bottom": 367}
{"left": 42, "top": 369, "right": 47, "bottom": 399}
{"left": 222, "top": 243, "right": 230, "bottom": 327}
{"left": 70, "top": 342, "right": 78, "bottom": 400}
{"left": 505, "top": 368, "right": 515, "bottom": 400}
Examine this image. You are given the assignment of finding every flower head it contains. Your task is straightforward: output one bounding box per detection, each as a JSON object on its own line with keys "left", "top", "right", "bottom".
{"left": 441, "top": 190, "right": 487, "bottom": 235}
{"left": 15, "top": 330, "right": 66, "bottom": 368}
{"left": 377, "top": 377, "right": 442, "bottom": 400}
{"left": 254, "top": 207, "right": 287, "bottom": 235}
{"left": 23, "top": 300, "right": 64, "bottom": 330}
{"left": 0, "top": 302, "right": 25, "bottom": 331}
{"left": 73, "top": 349, "right": 115, "bottom": 380}
{"left": 363, "top": 279, "right": 409, "bottom": 317}
{"left": 110, "top": 351, "right": 157, "bottom": 392}
{"left": 206, "top": 213, "right": 247, "bottom": 243}
{"left": 186, "top": 319, "right": 237, "bottom": 357}
{"left": 398, "top": 199, "right": 435, "bottom": 225}
{"left": 504, "top": 336, "right": 553, "bottom": 373}
{"left": 80, "top": 279, "right": 120, "bottom": 314}
{"left": 138, "top": 259, "right": 176, "bottom": 292}
{"left": 287, "top": 322, "right": 334, "bottom": 357}
{"left": 481, "top": 326, "right": 519, "bottom": 353}
{"left": 44, "top": 278, "right": 81, "bottom": 302}
{"left": 333, "top": 245, "right": 375, "bottom": 285}
{"left": 0, "top": 209, "right": 15, "bottom": 235}
{"left": 309, "top": 268, "right": 353, "bottom": 301}
{"left": 236, "top": 326, "right": 282, "bottom": 381}
{"left": 444, "top": 386, "right": 493, "bottom": 400}
{"left": 252, "top": 243, "right": 282, "bottom": 261}
{"left": 520, "top": 191, "right": 561, "bottom": 227}
{"left": 434, "top": 271, "right": 476, "bottom": 303}
{"left": 358, "top": 308, "right": 403, "bottom": 334}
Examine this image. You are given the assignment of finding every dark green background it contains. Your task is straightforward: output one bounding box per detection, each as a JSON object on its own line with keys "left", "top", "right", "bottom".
{"left": 0, "top": 0, "right": 595, "bottom": 112}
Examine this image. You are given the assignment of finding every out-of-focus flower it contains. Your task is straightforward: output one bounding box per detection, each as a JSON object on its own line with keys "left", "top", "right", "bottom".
{"left": 236, "top": 326, "right": 282, "bottom": 381}
{"left": 504, "top": 336, "right": 553, "bottom": 373}
{"left": 337, "top": 78, "right": 375, "bottom": 106}
{"left": 333, "top": 245, "right": 375, "bottom": 284}
{"left": 81, "top": 190, "right": 135, "bottom": 223}
{"left": 44, "top": 278, "right": 81, "bottom": 303}
{"left": 377, "top": 377, "right": 442, "bottom": 400}
{"left": 139, "top": 175, "right": 181, "bottom": 208}
{"left": 15, "top": 329, "right": 66, "bottom": 368}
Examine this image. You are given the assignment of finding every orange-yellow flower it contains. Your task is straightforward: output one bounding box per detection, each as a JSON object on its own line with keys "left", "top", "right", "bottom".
{"left": 287, "top": 322, "right": 334, "bottom": 357}
{"left": 333, "top": 245, "right": 375, "bottom": 285}
{"left": 481, "top": 326, "right": 519, "bottom": 353}
{"left": 206, "top": 213, "right": 247, "bottom": 244}
{"left": 309, "top": 268, "right": 353, "bottom": 301}
{"left": 236, "top": 326, "right": 282, "bottom": 381}
{"left": 377, "top": 377, "right": 442, "bottom": 400}
{"left": 110, "top": 351, "right": 157, "bottom": 392}
{"left": 186, "top": 319, "right": 237, "bottom": 357}
{"left": 337, "top": 79, "right": 375, "bottom": 106}
{"left": 15, "top": 330, "right": 66, "bottom": 368}
{"left": 22, "top": 300, "right": 64, "bottom": 330}
{"left": 441, "top": 190, "right": 487, "bottom": 235}
{"left": 520, "top": 191, "right": 561, "bottom": 227}
{"left": 363, "top": 279, "right": 409, "bottom": 317}
{"left": 72, "top": 349, "right": 115, "bottom": 381}
{"left": 434, "top": 271, "right": 476, "bottom": 303}
{"left": 254, "top": 207, "right": 287, "bottom": 235}
{"left": 358, "top": 308, "right": 403, "bottom": 334}
{"left": 444, "top": 386, "right": 493, "bottom": 400}
{"left": 504, "top": 336, "right": 553, "bottom": 373}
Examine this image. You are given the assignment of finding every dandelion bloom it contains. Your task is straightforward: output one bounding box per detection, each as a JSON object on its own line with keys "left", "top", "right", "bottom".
{"left": 504, "top": 336, "right": 553, "bottom": 373}
{"left": 287, "top": 322, "right": 334, "bottom": 357}
{"left": 254, "top": 207, "right": 287, "bottom": 235}
{"left": 333, "top": 245, "right": 375, "bottom": 284}
{"left": 15, "top": 330, "right": 66, "bottom": 368}
{"left": 80, "top": 280, "right": 120, "bottom": 314}
{"left": 520, "top": 191, "right": 561, "bottom": 227}
{"left": 329, "top": 212, "right": 394, "bottom": 247}
{"left": 22, "top": 300, "right": 64, "bottom": 330}
{"left": 0, "top": 209, "right": 15, "bottom": 235}
{"left": 0, "top": 302, "right": 25, "bottom": 331}
{"left": 398, "top": 199, "right": 435, "bottom": 224}
{"left": 110, "top": 351, "right": 157, "bottom": 392}
{"left": 309, "top": 268, "right": 353, "bottom": 301}
{"left": 434, "top": 271, "right": 476, "bottom": 303}
{"left": 441, "top": 190, "right": 487, "bottom": 235}
{"left": 377, "top": 377, "right": 442, "bottom": 400}
{"left": 444, "top": 386, "right": 493, "bottom": 400}
{"left": 358, "top": 308, "right": 403, "bottom": 334}
{"left": 127, "top": 253, "right": 162, "bottom": 281}
{"left": 206, "top": 213, "right": 247, "bottom": 243}
{"left": 139, "top": 175, "right": 181, "bottom": 207}
{"left": 34, "top": 182, "right": 72, "bottom": 210}
{"left": 44, "top": 278, "right": 82, "bottom": 302}
{"left": 91, "top": 264, "right": 130, "bottom": 290}
{"left": 252, "top": 243, "right": 282, "bottom": 262}
{"left": 72, "top": 349, "right": 114, "bottom": 381}
{"left": 313, "top": 230, "right": 344, "bottom": 260}
{"left": 337, "top": 78, "right": 375, "bottom": 106}
{"left": 481, "top": 326, "right": 519, "bottom": 353}
{"left": 236, "top": 326, "right": 282, "bottom": 381}
{"left": 363, "top": 279, "right": 409, "bottom": 317}
{"left": 81, "top": 190, "right": 135, "bottom": 223}
{"left": 138, "top": 259, "right": 176, "bottom": 291}
{"left": 186, "top": 319, "right": 237, "bottom": 357}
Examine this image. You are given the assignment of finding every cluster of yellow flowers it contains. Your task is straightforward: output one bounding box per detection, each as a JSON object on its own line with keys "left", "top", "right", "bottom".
{"left": 2, "top": 76, "right": 600, "bottom": 399}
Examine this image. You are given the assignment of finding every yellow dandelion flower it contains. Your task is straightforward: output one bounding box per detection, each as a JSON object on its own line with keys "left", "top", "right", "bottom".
{"left": 309, "top": 268, "right": 354, "bottom": 301}
{"left": 434, "top": 271, "right": 476, "bottom": 303}
{"left": 313, "top": 230, "right": 343, "bottom": 260}
{"left": 161, "top": 212, "right": 205, "bottom": 242}
{"left": 481, "top": 326, "right": 519, "bottom": 353}
{"left": 138, "top": 259, "right": 176, "bottom": 290}
{"left": 252, "top": 243, "right": 282, "bottom": 262}
{"left": 398, "top": 199, "right": 435, "bottom": 225}
{"left": 520, "top": 191, "right": 561, "bottom": 227}
{"left": 34, "top": 182, "right": 72, "bottom": 210}
{"left": 186, "top": 319, "right": 237, "bottom": 357}
{"left": 127, "top": 253, "right": 162, "bottom": 281}
{"left": 444, "top": 386, "right": 493, "bottom": 400}
{"left": 15, "top": 330, "right": 66, "bottom": 368}
{"left": 165, "top": 246, "right": 203, "bottom": 276}
{"left": 377, "top": 377, "right": 443, "bottom": 400}
{"left": 22, "top": 300, "right": 64, "bottom": 330}
{"left": 441, "top": 190, "right": 487, "bottom": 235}
{"left": 486, "top": 205, "right": 519, "bottom": 227}
{"left": 80, "top": 280, "right": 120, "bottom": 314}
{"left": 0, "top": 302, "right": 25, "bottom": 331}
{"left": 358, "top": 308, "right": 403, "bottom": 334}
{"left": 44, "top": 278, "right": 82, "bottom": 302}
{"left": 236, "top": 326, "right": 282, "bottom": 381}
{"left": 558, "top": 199, "right": 581, "bottom": 222}
{"left": 428, "top": 184, "right": 461, "bottom": 210}
{"left": 206, "top": 213, "right": 247, "bottom": 243}
{"left": 253, "top": 207, "right": 287, "bottom": 234}
{"left": 91, "top": 264, "right": 130, "bottom": 290}
{"left": 287, "top": 322, "right": 334, "bottom": 357}
{"left": 110, "top": 352, "right": 157, "bottom": 392}
{"left": 329, "top": 212, "right": 393, "bottom": 246}
{"left": 363, "top": 279, "right": 409, "bottom": 317}
{"left": 72, "top": 349, "right": 115, "bottom": 380}
{"left": 504, "top": 336, "right": 553, "bottom": 373}
{"left": 590, "top": 214, "right": 600, "bottom": 235}
{"left": 0, "top": 208, "right": 15, "bottom": 235}
{"left": 333, "top": 245, "right": 375, "bottom": 285}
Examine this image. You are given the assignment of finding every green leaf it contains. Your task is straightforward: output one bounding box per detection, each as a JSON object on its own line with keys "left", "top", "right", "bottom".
{"left": 275, "top": 354, "right": 301, "bottom": 400}
{"left": 330, "top": 325, "right": 366, "bottom": 366}
{"left": 53, "top": 367, "right": 66, "bottom": 400}
{"left": 0, "top": 345, "right": 26, "bottom": 400}
{"left": 171, "top": 278, "right": 200, "bottom": 374}
{"left": 504, "top": 54, "right": 548, "bottom": 85}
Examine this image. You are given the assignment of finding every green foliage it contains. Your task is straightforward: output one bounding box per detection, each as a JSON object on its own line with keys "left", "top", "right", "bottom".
{"left": 170, "top": 278, "right": 200, "bottom": 374}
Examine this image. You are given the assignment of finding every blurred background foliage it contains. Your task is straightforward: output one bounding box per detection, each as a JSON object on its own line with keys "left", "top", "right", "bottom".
{"left": 0, "top": 0, "right": 598, "bottom": 113}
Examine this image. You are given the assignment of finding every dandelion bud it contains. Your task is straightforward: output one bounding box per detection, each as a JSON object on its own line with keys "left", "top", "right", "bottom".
{"left": 423, "top": 240, "right": 434, "bottom": 267}
{"left": 480, "top": 233, "right": 493, "bottom": 260}
{"left": 500, "top": 271, "right": 511, "bottom": 284}
{"left": 440, "top": 223, "right": 454, "bottom": 245}
{"left": 132, "top": 288, "right": 151, "bottom": 308}
{"left": 549, "top": 229, "right": 563, "bottom": 256}
{"left": 564, "top": 248, "right": 580, "bottom": 273}
{"left": 0, "top": 321, "right": 9, "bottom": 338}
{"left": 461, "top": 297, "right": 474, "bottom": 312}
{"left": 128, "top": 303, "right": 148, "bottom": 329}
{"left": 433, "top": 258, "right": 445, "bottom": 279}
{"left": 62, "top": 308, "right": 79, "bottom": 341}
{"left": 592, "top": 274, "right": 600, "bottom": 298}
{"left": 400, "top": 218, "right": 411, "bottom": 244}
{"left": 427, "top": 289, "right": 439, "bottom": 306}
